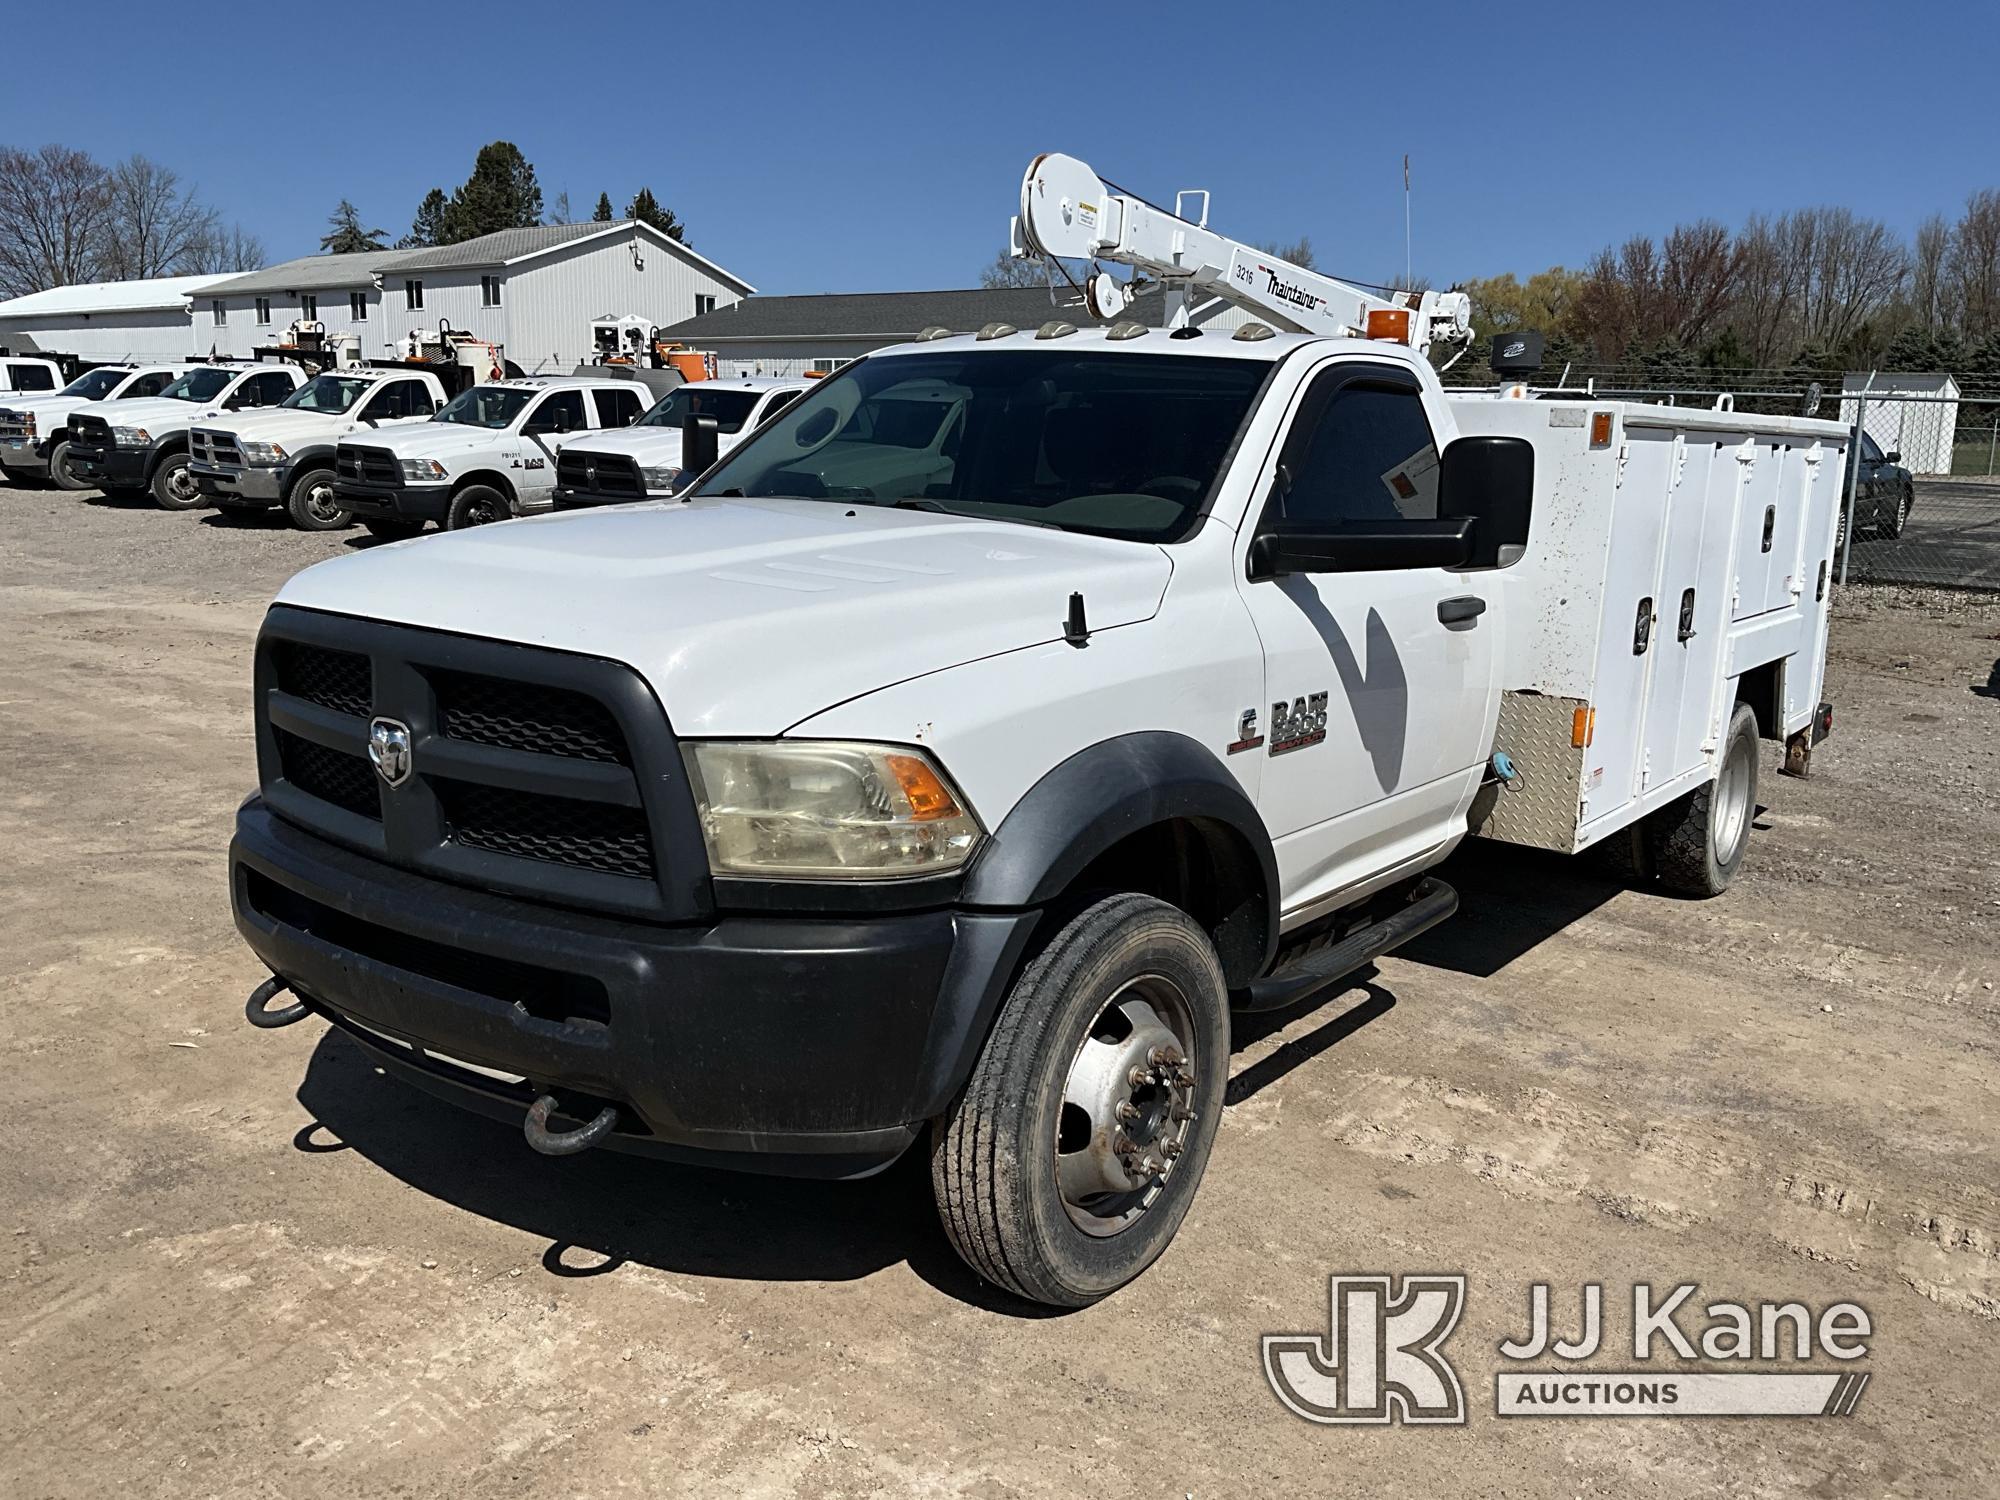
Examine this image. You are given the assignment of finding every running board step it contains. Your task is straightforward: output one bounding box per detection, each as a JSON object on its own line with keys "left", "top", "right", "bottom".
{"left": 1235, "top": 877, "right": 1457, "bottom": 1013}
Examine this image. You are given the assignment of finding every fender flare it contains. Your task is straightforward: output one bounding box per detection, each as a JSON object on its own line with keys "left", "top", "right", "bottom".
{"left": 142, "top": 433, "right": 189, "bottom": 480}
{"left": 282, "top": 444, "right": 339, "bottom": 476}
{"left": 451, "top": 469, "right": 518, "bottom": 505}
{"left": 960, "top": 730, "right": 1279, "bottom": 984}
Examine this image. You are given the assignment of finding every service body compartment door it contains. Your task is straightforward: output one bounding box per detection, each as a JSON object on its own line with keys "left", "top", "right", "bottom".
{"left": 1579, "top": 429, "right": 1672, "bottom": 826}
{"left": 1637, "top": 431, "right": 1731, "bottom": 796}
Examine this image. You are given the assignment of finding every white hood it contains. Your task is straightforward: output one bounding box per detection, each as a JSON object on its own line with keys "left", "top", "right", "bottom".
{"left": 275, "top": 497, "right": 1174, "bottom": 735}
{"left": 72, "top": 396, "right": 220, "bottom": 431}
{"left": 340, "top": 422, "right": 503, "bottom": 461}
{"left": 559, "top": 426, "right": 684, "bottom": 467}
{"left": 201, "top": 406, "right": 352, "bottom": 447}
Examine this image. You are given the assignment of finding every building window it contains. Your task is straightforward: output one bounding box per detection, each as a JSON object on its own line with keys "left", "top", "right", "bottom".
{"left": 254, "top": 297, "right": 271, "bottom": 325}
{"left": 405, "top": 279, "right": 423, "bottom": 311}
{"left": 211, "top": 299, "right": 225, "bottom": 326}
{"left": 349, "top": 291, "right": 368, "bottom": 322}
{"left": 301, "top": 294, "right": 317, "bottom": 322}
{"left": 481, "top": 276, "right": 502, "bottom": 308}
{"left": 694, "top": 294, "right": 717, "bottom": 317}
{"left": 807, "top": 357, "right": 854, "bottom": 375}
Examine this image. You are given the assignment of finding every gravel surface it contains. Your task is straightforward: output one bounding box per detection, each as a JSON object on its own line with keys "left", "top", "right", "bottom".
{"left": 3, "top": 486, "right": 1998, "bottom": 1497}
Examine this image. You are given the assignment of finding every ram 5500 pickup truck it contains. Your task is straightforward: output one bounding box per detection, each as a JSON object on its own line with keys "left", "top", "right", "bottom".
{"left": 233, "top": 322, "right": 1840, "bottom": 1307}
{"left": 552, "top": 377, "right": 806, "bottom": 507}
{"left": 191, "top": 368, "right": 449, "bottom": 531}
{"left": 0, "top": 363, "right": 198, "bottom": 489}
{"left": 330, "top": 376, "right": 648, "bottom": 535}
{"left": 65, "top": 364, "right": 306, "bottom": 508}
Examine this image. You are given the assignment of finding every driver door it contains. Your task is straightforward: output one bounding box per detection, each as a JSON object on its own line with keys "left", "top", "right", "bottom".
{"left": 1234, "top": 360, "right": 1500, "bottom": 923}
{"left": 520, "top": 389, "right": 589, "bottom": 504}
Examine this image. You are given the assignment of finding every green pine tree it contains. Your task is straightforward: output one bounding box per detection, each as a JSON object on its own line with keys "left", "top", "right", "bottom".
{"left": 397, "top": 188, "right": 448, "bottom": 250}
{"left": 320, "top": 199, "right": 387, "bottom": 254}
{"left": 592, "top": 192, "right": 614, "bottom": 223}
{"left": 625, "top": 187, "right": 687, "bottom": 244}
{"left": 441, "top": 142, "right": 544, "bottom": 244}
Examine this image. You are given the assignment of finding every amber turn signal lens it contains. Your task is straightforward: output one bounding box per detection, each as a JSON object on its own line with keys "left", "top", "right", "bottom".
{"left": 1571, "top": 706, "right": 1596, "bottom": 748}
{"left": 885, "top": 754, "right": 963, "bottom": 821}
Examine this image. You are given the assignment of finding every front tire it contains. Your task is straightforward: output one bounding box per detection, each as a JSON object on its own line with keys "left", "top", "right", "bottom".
{"left": 446, "top": 484, "right": 512, "bottom": 530}
{"left": 1649, "top": 700, "right": 1758, "bottom": 896}
{"left": 931, "top": 893, "right": 1229, "bottom": 1308}
{"left": 284, "top": 466, "right": 347, "bottom": 531}
{"left": 47, "top": 439, "right": 91, "bottom": 491}
{"left": 149, "top": 452, "right": 202, "bottom": 510}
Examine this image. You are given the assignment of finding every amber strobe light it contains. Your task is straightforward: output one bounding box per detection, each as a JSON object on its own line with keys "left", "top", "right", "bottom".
{"left": 1365, "top": 308, "right": 1413, "bottom": 343}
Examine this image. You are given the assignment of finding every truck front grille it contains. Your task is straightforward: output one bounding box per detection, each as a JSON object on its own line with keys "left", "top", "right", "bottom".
{"left": 0, "top": 415, "right": 32, "bottom": 441}
{"left": 557, "top": 450, "right": 645, "bottom": 499}
{"left": 275, "top": 729, "right": 380, "bottom": 820}
{"left": 336, "top": 444, "right": 400, "bottom": 487}
{"left": 67, "top": 413, "right": 111, "bottom": 458}
{"left": 254, "top": 609, "right": 699, "bottom": 920}
{"left": 433, "top": 670, "right": 629, "bottom": 764}
{"left": 190, "top": 428, "right": 243, "bottom": 469}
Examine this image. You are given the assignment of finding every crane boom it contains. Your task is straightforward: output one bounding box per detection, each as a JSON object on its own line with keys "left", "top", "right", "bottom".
{"left": 1010, "top": 152, "right": 1472, "bottom": 358}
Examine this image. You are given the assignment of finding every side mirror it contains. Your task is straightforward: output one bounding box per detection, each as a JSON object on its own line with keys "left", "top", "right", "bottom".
{"left": 1248, "top": 517, "right": 1473, "bottom": 577}
{"left": 1884, "top": 450, "right": 1901, "bottom": 464}
{"left": 682, "top": 411, "right": 720, "bottom": 476}
{"left": 1439, "top": 435, "right": 1535, "bottom": 569}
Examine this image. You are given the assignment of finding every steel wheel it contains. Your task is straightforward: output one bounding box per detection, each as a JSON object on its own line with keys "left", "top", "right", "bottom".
{"left": 1711, "top": 735, "right": 1752, "bottom": 867}
{"left": 304, "top": 479, "right": 340, "bottom": 524}
{"left": 1054, "top": 975, "right": 1199, "bottom": 1237}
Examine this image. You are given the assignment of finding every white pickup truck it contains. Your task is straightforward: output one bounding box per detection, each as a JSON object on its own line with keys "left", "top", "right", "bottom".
{"left": 232, "top": 317, "right": 1845, "bottom": 1308}
{"left": 551, "top": 377, "right": 807, "bottom": 508}
{"left": 65, "top": 364, "right": 306, "bottom": 508}
{"left": 0, "top": 356, "right": 62, "bottom": 398}
{"left": 190, "top": 367, "right": 450, "bottom": 530}
{"left": 0, "top": 363, "right": 199, "bottom": 488}
{"left": 330, "top": 376, "right": 649, "bottom": 536}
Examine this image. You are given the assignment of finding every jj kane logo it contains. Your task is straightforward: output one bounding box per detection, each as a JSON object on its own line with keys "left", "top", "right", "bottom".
{"left": 1265, "top": 1276, "right": 1872, "bottom": 1425}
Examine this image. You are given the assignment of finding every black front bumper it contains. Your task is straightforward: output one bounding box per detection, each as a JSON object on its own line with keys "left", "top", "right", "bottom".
{"left": 232, "top": 797, "right": 1037, "bottom": 1178}
{"left": 67, "top": 443, "right": 146, "bottom": 487}
{"left": 335, "top": 478, "right": 451, "bottom": 522}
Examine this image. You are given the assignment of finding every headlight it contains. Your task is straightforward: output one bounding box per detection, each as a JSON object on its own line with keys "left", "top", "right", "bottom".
{"left": 683, "top": 741, "right": 982, "bottom": 879}
{"left": 110, "top": 426, "right": 151, "bottom": 447}
{"left": 399, "top": 457, "right": 448, "bottom": 481}
{"left": 241, "top": 441, "right": 287, "bottom": 465}
{"left": 638, "top": 464, "right": 684, "bottom": 492}
{"left": 20, "top": 412, "right": 36, "bottom": 438}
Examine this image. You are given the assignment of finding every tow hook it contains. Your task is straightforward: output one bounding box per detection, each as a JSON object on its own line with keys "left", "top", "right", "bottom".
{"left": 523, "top": 1094, "right": 619, "bottom": 1157}
{"left": 244, "top": 975, "right": 311, "bottom": 1029}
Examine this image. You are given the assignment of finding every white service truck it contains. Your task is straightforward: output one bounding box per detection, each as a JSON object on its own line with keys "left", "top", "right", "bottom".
{"left": 0, "top": 363, "right": 200, "bottom": 488}
{"left": 330, "top": 376, "right": 650, "bottom": 536}
{"left": 65, "top": 363, "right": 307, "bottom": 508}
{"left": 551, "top": 377, "right": 808, "bottom": 508}
{"left": 0, "top": 356, "right": 63, "bottom": 398}
{"left": 190, "top": 367, "right": 451, "bottom": 531}
{"left": 232, "top": 153, "right": 1844, "bottom": 1308}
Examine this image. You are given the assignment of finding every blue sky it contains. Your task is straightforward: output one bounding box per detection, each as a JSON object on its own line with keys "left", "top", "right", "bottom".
{"left": 7, "top": 1, "right": 1996, "bottom": 294}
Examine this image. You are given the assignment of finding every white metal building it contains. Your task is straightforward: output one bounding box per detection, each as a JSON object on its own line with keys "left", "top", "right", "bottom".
{"left": 198, "top": 221, "right": 755, "bottom": 371}
{"left": 1841, "top": 372, "right": 1961, "bottom": 475}
{"left": 0, "top": 273, "right": 237, "bottom": 361}
{"left": 656, "top": 287, "right": 1251, "bottom": 378}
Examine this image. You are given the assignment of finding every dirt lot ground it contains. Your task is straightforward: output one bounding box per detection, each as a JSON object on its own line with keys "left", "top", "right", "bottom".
{"left": 3, "top": 485, "right": 1998, "bottom": 1498}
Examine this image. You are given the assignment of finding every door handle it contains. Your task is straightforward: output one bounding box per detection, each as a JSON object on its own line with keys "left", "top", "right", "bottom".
{"left": 1437, "top": 595, "right": 1486, "bottom": 625}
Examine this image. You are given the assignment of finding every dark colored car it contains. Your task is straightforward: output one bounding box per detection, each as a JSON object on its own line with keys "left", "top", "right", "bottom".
{"left": 1845, "top": 432, "right": 1915, "bottom": 541}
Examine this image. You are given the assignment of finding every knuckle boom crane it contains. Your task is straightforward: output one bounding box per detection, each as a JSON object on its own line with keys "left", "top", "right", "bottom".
{"left": 1009, "top": 151, "right": 1474, "bottom": 360}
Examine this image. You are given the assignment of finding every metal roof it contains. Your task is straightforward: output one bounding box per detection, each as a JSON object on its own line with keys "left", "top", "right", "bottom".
{"left": 0, "top": 273, "right": 238, "bottom": 319}
{"left": 655, "top": 286, "right": 1185, "bottom": 342}
{"left": 202, "top": 220, "right": 755, "bottom": 298}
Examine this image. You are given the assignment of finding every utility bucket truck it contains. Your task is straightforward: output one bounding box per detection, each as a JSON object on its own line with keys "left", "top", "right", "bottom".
{"left": 231, "top": 153, "right": 1844, "bottom": 1309}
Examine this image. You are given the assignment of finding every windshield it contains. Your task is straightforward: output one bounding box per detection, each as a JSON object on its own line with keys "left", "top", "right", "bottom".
{"left": 62, "top": 368, "right": 125, "bottom": 400}
{"left": 435, "top": 385, "right": 534, "bottom": 429}
{"left": 281, "top": 374, "right": 371, "bottom": 413}
{"left": 641, "top": 386, "right": 764, "bottom": 434}
{"left": 691, "top": 351, "right": 1268, "bottom": 542}
{"left": 161, "top": 368, "right": 235, "bottom": 403}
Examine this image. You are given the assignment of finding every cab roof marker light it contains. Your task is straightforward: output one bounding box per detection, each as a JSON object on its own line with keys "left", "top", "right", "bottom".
{"left": 915, "top": 325, "right": 954, "bottom": 342}
{"left": 976, "top": 322, "right": 1017, "bottom": 341}
{"left": 1233, "top": 322, "right": 1276, "bottom": 342}
{"left": 1105, "top": 321, "right": 1147, "bottom": 341}
{"left": 1035, "top": 320, "right": 1078, "bottom": 340}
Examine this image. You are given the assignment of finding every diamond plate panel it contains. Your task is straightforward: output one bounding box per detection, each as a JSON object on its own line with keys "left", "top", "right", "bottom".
{"left": 1479, "top": 691, "right": 1589, "bottom": 853}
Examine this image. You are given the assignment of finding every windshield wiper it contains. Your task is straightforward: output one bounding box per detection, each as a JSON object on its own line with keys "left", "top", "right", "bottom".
{"left": 886, "top": 497, "right": 1057, "bottom": 529}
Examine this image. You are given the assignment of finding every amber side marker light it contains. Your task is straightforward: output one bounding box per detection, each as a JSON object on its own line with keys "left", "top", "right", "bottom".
{"left": 1571, "top": 707, "right": 1597, "bottom": 748}
{"left": 1590, "top": 411, "right": 1615, "bottom": 448}
{"left": 885, "top": 754, "right": 963, "bottom": 821}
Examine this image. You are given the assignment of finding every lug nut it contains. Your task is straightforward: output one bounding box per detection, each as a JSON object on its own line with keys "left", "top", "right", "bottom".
{"left": 1161, "top": 1138, "right": 1183, "bottom": 1159}
{"left": 1129, "top": 1065, "right": 1154, "bottom": 1089}
{"left": 1172, "top": 1105, "right": 1197, "bottom": 1123}
{"left": 1115, "top": 1101, "right": 1141, "bottom": 1123}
